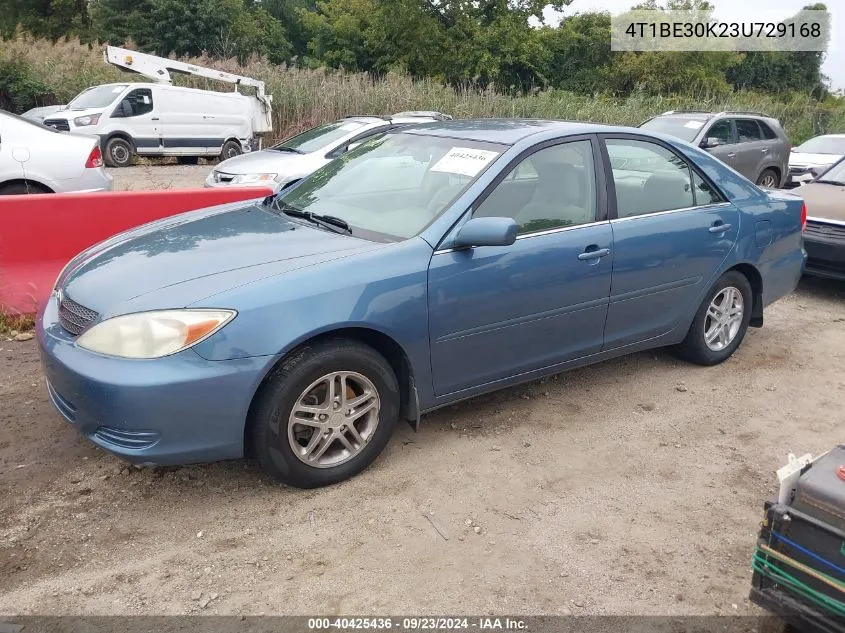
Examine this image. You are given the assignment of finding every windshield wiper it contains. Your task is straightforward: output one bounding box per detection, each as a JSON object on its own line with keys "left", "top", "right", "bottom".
{"left": 273, "top": 201, "right": 352, "bottom": 234}
{"left": 814, "top": 179, "right": 845, "bottom": 186}
{"left": 270, "top": 146, "right": 304, "bottom": 154}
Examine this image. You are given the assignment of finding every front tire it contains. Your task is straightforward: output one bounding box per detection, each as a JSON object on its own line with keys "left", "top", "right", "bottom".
{"left": 675, "top": 271, "right": 753, "bottom": 366}
{"left": 104, "top": 137, "right": 134, "bottom": 168}
{"left": 249, "top": 339, "right": 400, "bottom": 488}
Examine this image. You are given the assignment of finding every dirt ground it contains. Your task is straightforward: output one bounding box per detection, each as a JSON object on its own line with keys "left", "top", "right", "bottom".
{"left": 1, "top": 166, "right": 844, "bottom": 617}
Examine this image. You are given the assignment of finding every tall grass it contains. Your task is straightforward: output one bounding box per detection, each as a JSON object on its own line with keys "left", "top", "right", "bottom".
{"left": 3, "top": 35, "right": 844, "bottom": 143}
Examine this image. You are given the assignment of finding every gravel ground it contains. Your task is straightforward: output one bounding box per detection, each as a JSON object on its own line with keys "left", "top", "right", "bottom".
{"left": 1, "top": 165, "right": 843, "bottom": 616}
{"left": 109, "top": 164, "right": 210, "bottom": 191}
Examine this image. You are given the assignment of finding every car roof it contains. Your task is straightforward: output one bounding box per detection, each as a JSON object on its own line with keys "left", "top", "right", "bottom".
{"left": 397, "top": 118, "right": 622, "bottom": 145}
{"left": 811, "top": 134, "right": 845, "bottom": 139}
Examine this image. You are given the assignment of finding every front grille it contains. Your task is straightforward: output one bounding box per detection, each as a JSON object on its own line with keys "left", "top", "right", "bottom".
{"left": 43, "top": 118, "right": 70, "bottom": 132}
{"left": 58, "top": 294, "right": 99, "bottom": 336}
{"left": 805, "top": 220, "right": 845, "bottom": 242}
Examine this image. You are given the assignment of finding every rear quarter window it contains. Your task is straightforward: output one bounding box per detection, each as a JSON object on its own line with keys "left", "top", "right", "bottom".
{"left": 759, "top": 122, "right": 778, "bottom": 140}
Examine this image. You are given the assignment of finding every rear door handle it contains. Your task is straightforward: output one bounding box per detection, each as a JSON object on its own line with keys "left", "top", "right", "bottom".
{"left": 578, "top": 247, "right": 611, "bottom": 261}
{"left": 726, "top": 152, "right": 736, "bottom": 158}
{"left": 709, "top": 223, "right": 732, "bottom": 234}
{"left": 151, "top": 116, "right": 160, "bottom": 121}
{"left": 761, "top": 148, "right": 769, "bottom": 153}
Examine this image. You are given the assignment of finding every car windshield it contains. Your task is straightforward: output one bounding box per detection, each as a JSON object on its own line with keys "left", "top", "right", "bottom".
{"left": 67, "top": 85, "right": 128, "bottom": 110}
{"left": 639, "top": 116, "right": 707, "bottom": 142}
{"left": 794, "top": 136, "right": 845, "bottom": 155}
{"left": 271, "top": 120, "right": 371, "bottom": 154}
{"left": 275, "top": 133, "right": 505, "bottom": 240}
{"left": 816, "top": 160, "right": 845, "bottom": 185}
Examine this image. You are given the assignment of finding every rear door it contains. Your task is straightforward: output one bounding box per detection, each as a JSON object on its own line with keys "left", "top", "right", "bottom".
{"left": 600, "top": 134, "right": 739, "bottom": 349}
{"left": 734, "top": 119, "right": 768, "bottom": 181}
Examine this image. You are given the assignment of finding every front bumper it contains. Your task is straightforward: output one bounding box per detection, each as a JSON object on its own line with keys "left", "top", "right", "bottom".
{"left": 37, "top": 294, "right": 274, "bottom": 466}
{"left": 804, "top": 220, "right": 845, "bottom": 281}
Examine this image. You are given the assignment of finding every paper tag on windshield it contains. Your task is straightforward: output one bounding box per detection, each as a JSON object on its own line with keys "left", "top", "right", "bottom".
{"left": 684, "top": 120, "right": 705, "bottom": 130}
{"left": 431, "top": 147, "right": 499, "bottom": 177}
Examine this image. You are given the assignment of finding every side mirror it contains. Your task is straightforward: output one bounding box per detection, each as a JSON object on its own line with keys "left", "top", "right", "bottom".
{"left": 702, "top": 137, "right": 722, "bottom": 149}
{"left": 453, "top": 217, "right": 518, "bottom": 248}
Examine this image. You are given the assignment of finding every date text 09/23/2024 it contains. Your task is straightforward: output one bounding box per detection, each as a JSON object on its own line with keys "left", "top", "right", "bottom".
{"left": 308, "top": 618, "right": 528, "bottom": 630}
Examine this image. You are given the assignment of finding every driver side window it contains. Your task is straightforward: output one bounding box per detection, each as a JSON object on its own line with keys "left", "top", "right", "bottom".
{"left": 473, "top": 140, "right": 597, "bottom": 236}
{"left": 705, "top": 119, "right": 733, "bottom": 146}
{"left": 112, "top": 88, "right": 153, "bottom": 118}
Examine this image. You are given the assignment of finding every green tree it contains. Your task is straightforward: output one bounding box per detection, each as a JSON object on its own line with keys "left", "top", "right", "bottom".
{"left": 0, "top": 0, "right": 90, "bottom": 39}
{"left": 89, "top": 0, "right": 156, "bottom": 47}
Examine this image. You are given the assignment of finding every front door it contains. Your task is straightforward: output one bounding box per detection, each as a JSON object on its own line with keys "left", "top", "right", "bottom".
{"left": 427, "top": 137, "right": 613, "bottom": 396}
{"left": 600, "top": 135, "right": 740, "bottom": 349}
{"left": 111, "top": 87, "right": 160, "bottom": 155}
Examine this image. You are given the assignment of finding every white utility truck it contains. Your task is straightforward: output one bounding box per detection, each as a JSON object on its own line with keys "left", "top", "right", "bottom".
{"left": 42, "top": 46, "right": 273, "bottom": 167}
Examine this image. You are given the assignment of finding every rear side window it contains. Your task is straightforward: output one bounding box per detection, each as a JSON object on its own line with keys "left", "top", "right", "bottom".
{"left": 736, "top": 119, "right": 762, "bottom": 142}
{"left": 605, "top": 138, "right": 694, "bottom": 218}
{"left": 759, "top": 122, "right": 778, "bottom": 140}
{"left": 692, "top": 171, "right": 725, "bottom": 206}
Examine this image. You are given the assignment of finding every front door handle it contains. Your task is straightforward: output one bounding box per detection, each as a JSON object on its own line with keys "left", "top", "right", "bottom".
{"left": 761, "top": 148, "right": 769, "bottom": 154}
{"left": 709, "top": 223, "right": 732, "bottom": 234}
{"left": 578, "top": 247, "right": 611, "bottom": 261}
{"left": 151, "top": 116, "right": 160, "bottom": 121}
{"left": 726, "top": 152, "right": 736, "bottom": 158}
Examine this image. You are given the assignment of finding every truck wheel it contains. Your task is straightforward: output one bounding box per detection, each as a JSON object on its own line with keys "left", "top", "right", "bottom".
{"left": 104, "top": 137, "right": 134, "bottom": 168}
{"left": 220, "top": 140, "right": 242, "bottom": 162}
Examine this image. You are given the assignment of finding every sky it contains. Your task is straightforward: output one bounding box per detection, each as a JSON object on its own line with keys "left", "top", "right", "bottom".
{"left": 543, "top": 0, "right": 845, "bottom": 92}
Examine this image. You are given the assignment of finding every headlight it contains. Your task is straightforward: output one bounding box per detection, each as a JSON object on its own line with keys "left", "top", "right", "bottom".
{"left": 77, "top": 309, "right": 236, "bottom": 359}
{"left": 73, "top": 114, "right": 101, "bottom": 127}
{"left": 230, "top": 173, "right": 278, "bottom": 184}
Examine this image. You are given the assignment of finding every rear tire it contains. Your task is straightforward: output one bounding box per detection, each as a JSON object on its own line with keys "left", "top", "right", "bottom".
{"left": 756, "top": 168, "right": 779, "bottom": 189}
{"left": 675, "top": 271, "right": 753, "bottom": 366}
{"left": 249, "top": 339, "right": 400, "bottom": 488}
{"left": 0, "top": 182, "right": 51, "bottom": 195}
{"left": 104, "top": 137, "right": 134, "bottom": 168}
{"left": 177, "top": 156, "right": 200, "bottom": 165}
{"left": 219, "top": 140, "right": 242, "bottom": 162}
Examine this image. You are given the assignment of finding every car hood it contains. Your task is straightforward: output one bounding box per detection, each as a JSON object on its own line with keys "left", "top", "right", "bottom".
{"left": 790, "top": 152, "right": 843, "bottom": 168}
{"left": 215, "top": 149, "right": 307, "bottom": 176}
{"left": 798, "top": 182, "right": 845, "bottom": 222}
{"left": 61, "top": 202, "right": 380, "bottom": 316}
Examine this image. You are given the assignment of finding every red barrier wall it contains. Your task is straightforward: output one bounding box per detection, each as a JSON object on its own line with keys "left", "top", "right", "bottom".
{"left": 0, "top": 187, "right": 273, "bottom": 315}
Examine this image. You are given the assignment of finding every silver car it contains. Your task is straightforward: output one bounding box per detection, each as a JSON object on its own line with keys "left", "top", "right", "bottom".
{"left": 639, "top": 110, "right": 790, "bottom": 188}
{"left": 0, "top": 110, "right": 113, "bottom": 195}
{"left": 205, "top": 111, "right": 452, "bottom": 192}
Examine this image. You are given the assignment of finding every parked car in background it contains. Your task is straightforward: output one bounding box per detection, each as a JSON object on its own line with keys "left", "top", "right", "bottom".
{"left": 21, "top": 105, "right": 66, "bottom": 124}
{"left": 205, "top": 111, "right": 453, "bottom": 193}
{"left": 639, "top": 111, "right": 790, "bottom": 188}
{"left": 40, "top": 119, "right": 805, "bottom": 488}
{"left": 796, "top": 157, "right": 845, "bottom": 280}
{"left": 0, "top": 110, "right": 112, "bottom": 195}
{"left": 787, "top": 134, "right": 845, "bottom": 187}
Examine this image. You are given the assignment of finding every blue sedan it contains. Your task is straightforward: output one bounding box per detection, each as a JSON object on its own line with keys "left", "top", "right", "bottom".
{"left": 38, "top": 120, "right": 806, "bottom": 488}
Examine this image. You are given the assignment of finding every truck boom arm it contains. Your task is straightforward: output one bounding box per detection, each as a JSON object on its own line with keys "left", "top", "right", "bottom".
{"left": 103, "top": 46, "right": 272, "bottom": 110}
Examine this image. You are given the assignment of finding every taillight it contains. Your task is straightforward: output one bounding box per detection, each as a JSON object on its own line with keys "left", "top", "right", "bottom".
{"left": 85, "top": 145, "right": 103, "bottom": 169}
{"left": 801, "top": 202, "right": 807, "bottom": 233}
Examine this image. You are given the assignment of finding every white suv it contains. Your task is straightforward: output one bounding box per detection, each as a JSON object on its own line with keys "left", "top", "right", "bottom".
{"left": 205, "top": 112, "right": 452, "bottom": 193}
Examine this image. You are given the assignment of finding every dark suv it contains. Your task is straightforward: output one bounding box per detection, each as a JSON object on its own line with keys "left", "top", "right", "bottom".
{"left": 639, "top": 111, "right": 790, "bottom": 188}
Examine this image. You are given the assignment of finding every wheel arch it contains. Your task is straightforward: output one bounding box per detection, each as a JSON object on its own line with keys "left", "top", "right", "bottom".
{"left": 244, "top": 326, "right": 419, "bottom": 454}
{"left": 0, "top": 178, "right": 54, "bottom": 194}
{"left": 727, "top": 262, "right": 764, "bottom": 327}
